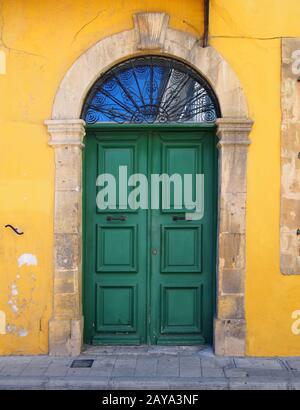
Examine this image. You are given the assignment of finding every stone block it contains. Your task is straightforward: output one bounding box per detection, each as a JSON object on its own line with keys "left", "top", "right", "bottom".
{"left": 219, "top": 193, "right": 246, "bottom": 234}
{"left": 53, "top": 293, "right": 80, "bottom": 319}
{"left": 54, "top": 270, "right": 76, "bottom": 294}
{"left": 54, "top": 233, "right": 81, "bottom": 270}
{"left": 54, "top": 191, "right": 82, "bottom": 234}
{"left": 218, "top": 233, "right": 246, "bottom": 270}
{"left": 218, "top": 146, "right": 248, "bottom": 194}
{"left": 49, "top": 317, "right": 83, "bottom": 356}
{"left": 219, "top": 269, "right": 245, "bottom": 294}
{"left": 55, "top": 146, "right": 82, "bottom": 191}
{"left": 217, "top": 295, "right": 245, "bottom": 320}
{"left": 214, "top": 318, "right": 246, "bottom": 357}
{"left": 280, "top": 232, "right": 300, "bottom": 274}
{"left": 281, "top": 197, "right": 300, "bottom": 230}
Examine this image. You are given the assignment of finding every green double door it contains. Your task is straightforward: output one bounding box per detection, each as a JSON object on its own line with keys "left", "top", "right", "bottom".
{"left": 84, "top": 126, "right": 217, "bottom": 345}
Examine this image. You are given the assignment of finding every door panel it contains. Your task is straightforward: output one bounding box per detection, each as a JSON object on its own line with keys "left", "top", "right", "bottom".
{"left": 96, "top": 225, "right": 137, "bottom": 272}
{"left": 161, "top": 225, "right": 202, "bottom": 273}
{"left": 95, "top": 285, "right": 137, "bottom": 333}
{"left": 84, "top": 131, "right": 148, "bottom": 345}
{"left": 150, "top": 130, "right": 216, "bottom": 345}
{"left": 160, "top": 285, "right": 203, "bottom": 334}
{"left": 97, "top": 140, "right": 138, "bottom": 212}
{"left": 160, "top": 137, "right": 203, "bottom": 213}
{"left": 84, "top": 127, "right": 216, "bottom": 345}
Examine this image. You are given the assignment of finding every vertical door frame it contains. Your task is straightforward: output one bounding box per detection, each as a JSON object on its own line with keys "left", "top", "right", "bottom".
{"left": 82, "top": 124, "right": 218, "bottom": 346}
{"left": 45, "top": 13, "right": 253, "bottom": 356}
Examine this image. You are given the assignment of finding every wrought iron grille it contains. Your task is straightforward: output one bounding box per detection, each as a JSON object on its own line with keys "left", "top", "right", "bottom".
{"left": 82, "top": 56, "right": 220, "bottom": 124}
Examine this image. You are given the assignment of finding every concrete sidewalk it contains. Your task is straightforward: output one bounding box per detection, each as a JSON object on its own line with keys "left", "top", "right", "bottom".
{"left": 0, "top": 346, "right": 300, "bottom": 390}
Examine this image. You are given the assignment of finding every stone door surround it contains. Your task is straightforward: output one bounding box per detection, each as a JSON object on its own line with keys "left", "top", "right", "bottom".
{"left": 45, "top": 13, "right": 253, "bottom": 356}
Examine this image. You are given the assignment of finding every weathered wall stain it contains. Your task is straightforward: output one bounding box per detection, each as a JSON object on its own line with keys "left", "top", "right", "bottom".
{"left": 5, "top": 267, "right": 37, "bottom": 339}
{"left": 5, "top": 324, "right": 28, "bottom": 337}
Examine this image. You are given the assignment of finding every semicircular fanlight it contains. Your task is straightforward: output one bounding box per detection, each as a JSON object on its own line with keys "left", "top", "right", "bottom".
{"left": 82, "top": 56, "right": 220, "bottom": 124}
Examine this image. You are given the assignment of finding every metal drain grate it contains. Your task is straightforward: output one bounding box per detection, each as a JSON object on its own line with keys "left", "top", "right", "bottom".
{"left": 70, "top": 359, "right": 94, "bottom": 368}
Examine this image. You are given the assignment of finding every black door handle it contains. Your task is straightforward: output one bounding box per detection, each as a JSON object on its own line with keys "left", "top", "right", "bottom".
{"left": 173, "top": 216, "right": 191, "bottom": 221}
{"left": 106, "top": 216, "right": 127, "bottom": 222}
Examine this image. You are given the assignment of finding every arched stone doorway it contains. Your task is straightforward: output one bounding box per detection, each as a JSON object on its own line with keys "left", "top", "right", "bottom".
{"left": 45, "top": 13, "right": 253, "bottom": 356}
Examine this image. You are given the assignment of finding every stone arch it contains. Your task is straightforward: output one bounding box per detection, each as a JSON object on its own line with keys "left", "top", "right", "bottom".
{"left": 50, "top": 27, "right": 248, "bottom": 120}
{"left": 45, "top": 13, "right": 253, "bottom": 356}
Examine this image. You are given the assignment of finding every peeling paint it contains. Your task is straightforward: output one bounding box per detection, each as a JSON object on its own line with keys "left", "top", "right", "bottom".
{"left": 5, "top": 324, "right": 28, "bottom": 337}
{"left": 8, "top": 299, "right": 19, "bottom": 314}
{"left": 18, "top": 328, "right": 28, "bottom": 337}
{"left": 11, "top": 283, "right": 18, "bottom": 296}
{"left": 0, "top": 311, "right": 6, "bottom": 334}
{"left": 11, "top": 305, "right": 19, "bottom": 314}
{"left": 8, "top": 280, "right": 20, "bottom": 315}
{"left": 6, "top": 324, "right": 16, "bottom": 334}
{"left": 18, "top": 254, "right": 38, "bottom": 267}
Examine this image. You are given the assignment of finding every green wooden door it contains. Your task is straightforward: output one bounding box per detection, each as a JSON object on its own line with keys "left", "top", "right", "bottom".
{"left": 84, "top": 126, "right": 217, "bottom": 345}
{"left": 84, "top": 129, "right": 148, "bottom": 345}
{"left": 150, "top": 129, "right": 216, "bottom": 345}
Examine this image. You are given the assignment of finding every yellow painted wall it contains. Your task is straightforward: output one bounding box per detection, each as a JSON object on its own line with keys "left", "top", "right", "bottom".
{"left": 0, "top": 0, "right": 299, "bottom": 356}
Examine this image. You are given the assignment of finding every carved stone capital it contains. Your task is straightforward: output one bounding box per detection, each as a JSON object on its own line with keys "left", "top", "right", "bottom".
{"left": 216, "top": 118, "right": 253, "bottom": 146}
{"left": 45, "top": 119, "right": 86, "bottom": 148}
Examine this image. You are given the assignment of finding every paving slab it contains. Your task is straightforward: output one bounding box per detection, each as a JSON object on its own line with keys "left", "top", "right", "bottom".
{"left": 135, "top": 357, "right": 158, "bottom": 377}
{"left": 229, "top": 379, "right": 290, "bottom": 390}
{"left": 290, "top": 380, "right": 300, "bottom": 390}
{"left": 157, "top": 356, "right": 179, "bottom": 377}
{"left": 287, "top": 359, "right": 300, "bottom": 370}
{"left": 234, "top": 358, "right": 283, "bottom": 370}
{"left": 179, "top": 356, "right": 202, "bottom": 378}
{"left": 202, "top": 367, "right": 224, "bottom": 378}
{"left": 224, "top": 368, "right": 249, "bottom": 378}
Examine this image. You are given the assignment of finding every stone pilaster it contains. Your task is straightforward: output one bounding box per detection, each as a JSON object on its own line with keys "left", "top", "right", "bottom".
{"left": 45, "top": 119, "right": 86, "bottom": 356}
{"left": 281, "top": 39, "right": 300, "bottom": 275}
{"left": 215, "top": 118, "right": 253, "bottom": 356}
